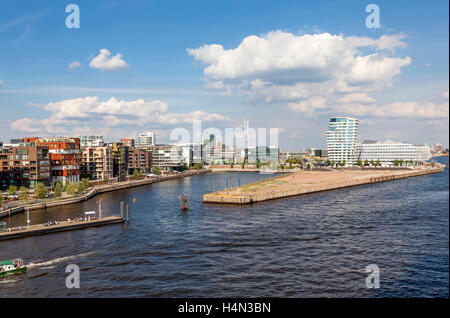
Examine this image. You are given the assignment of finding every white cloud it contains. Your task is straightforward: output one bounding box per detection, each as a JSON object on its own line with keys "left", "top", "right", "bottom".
{"left": 10, "top": 96, "right": 229, "bottom": 135}
{"left": 89, "top": 49, "right": 127, "bottom": 71}
{"left": 187, "top": 30, "right": 432, "bottom": 119}
{"left": 375, "top": 34, "right": 408, "bottom": 51}
{"left": 0, "top": 80, "right": 2, "bottom": 87}
{"left": 68, "top": 61, "right": 81, "bottom": 70}
{"left": 444, "top": 91, "right": 449, "bottom": 100}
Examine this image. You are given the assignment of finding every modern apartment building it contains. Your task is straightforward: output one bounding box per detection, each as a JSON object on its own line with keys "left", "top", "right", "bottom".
{"left": 23, "top": 137, "right": 81, "bottom": 184}
{"left": 355, "top": 140, "right": 432, "bottom": 166}
{"left": 151, "top": 145, "right": 186, "bottom": 171}
{"left": 120, "top": 139, "right": 135, "bottom": 148}
{"left": 136, "top": 132, "right": 155, "bottom": 147}
{"left": 0, "top": 143, "right": 51, "bottom": 189}
{"left": 79, "top": 135, "right": 104, "bottom": 147}
{"left": 128, "top": 147, "right": 152, "bottom": 174}
{"left": 109, "top": 142, "right": 129, "bottom": 181}
{"left": 81, "top": 146, "right": 113, "bottom": 180}
{"left": 326, "top": 117, "right": 359, "bottom": 166}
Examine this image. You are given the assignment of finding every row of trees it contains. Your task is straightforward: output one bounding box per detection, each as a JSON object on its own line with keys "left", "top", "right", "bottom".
{"left": 1, "top": 178, "right": 91, "bottom": 204}
{"left": 393, "top": 159, "right": 414, "bottom": 166}
{"left": 132, "top": 166, "right": 162, "bottom": 180}
{"left": 326, "top": 160, "right": 347, "bottom": 167}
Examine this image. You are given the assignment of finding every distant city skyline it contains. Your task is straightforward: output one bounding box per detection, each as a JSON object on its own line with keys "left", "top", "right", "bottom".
{"left": 0, "top": 1, "right": 448, "bottom": 150}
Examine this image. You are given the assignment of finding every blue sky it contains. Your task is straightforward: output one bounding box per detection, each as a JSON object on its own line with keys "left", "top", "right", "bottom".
{"left": 0, "top": 0, "right": 448, "bottom": 149}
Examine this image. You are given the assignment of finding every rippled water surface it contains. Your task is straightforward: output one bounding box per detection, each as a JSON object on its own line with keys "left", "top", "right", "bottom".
{"left": 1, "top": 158, "right": 448, "bottom": 297}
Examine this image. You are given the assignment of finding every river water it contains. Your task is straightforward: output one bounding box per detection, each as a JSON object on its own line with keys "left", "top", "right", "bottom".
{"left": 0, "top": 157, "right": 448, "bottom": 297}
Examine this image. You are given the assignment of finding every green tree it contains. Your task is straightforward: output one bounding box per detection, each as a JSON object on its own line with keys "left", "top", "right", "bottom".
{"left": 8, "top": 185, "right": 17, "bottom": 196}
{"left": 342, "top": 160, "right": 346, "bottom": 167}
{"left": 356, "top": 159, "right": 362, "bottom": 166}
{"left": 306, "top": 163, "right": 311, "bottom": 170}
{"left": 364, "top": 160, "right": 369, "bottom": 167}
{"left": 35, "top": 182, "right": 46, "bottom": 199}
{"left": 376, "top": 159, "right": 381, "bottom": 167}
{"left": 193, "top": 162, "right": 204, "bottom": 170}
{"left": 54, "top": 182, "right": 62, "bottom": 197}
{"left": 326, "top": 160, "right": 331, "bottom": 166}
{"left": 77, "top": 178, "right": 90, "bottom": 193}
{"left": 64, "top": 182, "right": 77, "bottom": 196}
{"left": 0, "top": 192, "right": 3, "bottom": 206}
{"left": 132, "top": 169, "right": 140, "bottom": 180}
{"left": 370, "top": 160, "right": 375, "bottom": 166}
{"left": 152, "top": 166, "right": 161, "bottom": 175}
{"left": 19, "top": 186, "right": 29, "bottom": 201}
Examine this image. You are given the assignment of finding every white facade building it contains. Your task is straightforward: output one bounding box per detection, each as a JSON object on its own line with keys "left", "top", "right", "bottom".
{"left": 326, "top": 117, "right": 359, "bottom": 166}
{"left": 79, "top": 135, "right": 104, "bottom": 147}
{"left": 355, "top": 140, "right": 432, "bottom": 166}
{"left": 136, "top": 132, "right": 155, "bottom": 147}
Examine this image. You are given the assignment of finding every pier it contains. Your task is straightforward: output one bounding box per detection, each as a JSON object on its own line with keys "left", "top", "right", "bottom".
{"left": 0, "top": 201, "right": 131, "bottom": 241}
{"left": 203, "top": 166, "right": 445, "bottom": 204}
{"left": 0, "top": 216, "right": 124, "bottom": 241}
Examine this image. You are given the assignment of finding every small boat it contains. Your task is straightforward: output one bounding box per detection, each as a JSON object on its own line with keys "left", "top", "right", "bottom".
{"left": 0, "top": 259, "right": 27, "bottom": 277}
{"left": 180, "top": 193, "right": 189, "bottom": 211}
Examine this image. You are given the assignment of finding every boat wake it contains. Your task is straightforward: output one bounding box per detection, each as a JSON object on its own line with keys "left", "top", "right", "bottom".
{"left": 28, "top": 251, "right": 96, "bottom": 269}
{"left": 0, "top": 277, "right": 21, "bottom": 284}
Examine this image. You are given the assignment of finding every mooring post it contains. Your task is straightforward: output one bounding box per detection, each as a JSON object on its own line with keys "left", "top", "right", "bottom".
{"left": 120, "top": 201, "right": 124, "bottom": 219}
{"left": 126, "top": 204, "right": 129, "bottom": 223}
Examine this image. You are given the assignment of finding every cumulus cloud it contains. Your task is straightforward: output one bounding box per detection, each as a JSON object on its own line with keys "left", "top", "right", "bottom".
{"left": 89, "top": 49, "right": 127, "bottom": 71}
{"left": 287, "top": 94, "right": 449, "bottom": 119}
{"left": 375, "top": 34, "right": 408, "bottom": 51}
{"left": 10, "top": 96, "right": 229, "bottom": 135}
{"left": 68, "top": 61, "right": 81, "bottom": 70}
{"left": 187, "top": 30, "right": 421, "bottom": 118}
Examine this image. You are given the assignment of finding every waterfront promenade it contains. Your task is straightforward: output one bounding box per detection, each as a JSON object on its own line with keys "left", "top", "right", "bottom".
{"left": 1, "top": 169, "right": 211, "bottom": 218}
{"left": 203, "top": 166, "right": 445, "bottom": 204}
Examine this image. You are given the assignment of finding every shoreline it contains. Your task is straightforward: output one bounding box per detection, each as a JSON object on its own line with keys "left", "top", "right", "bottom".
{"left": 0, "top": 169, "right": 211, "bottom": 219}
{"left": 203, "top": 166, "right": 445, "bottom": 204}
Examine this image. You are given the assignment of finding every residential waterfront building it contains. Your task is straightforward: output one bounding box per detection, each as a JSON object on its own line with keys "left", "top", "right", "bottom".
{"left": 128, "top": 147, "right": 152, "bottom": 174}
{"left": 120, "top": 139, "right": 135, "bottom": 148}
{"left": 0, "top": 143, "right": 51, "bottom": 189}
{"left": 23, "top": 137, "right": 81, "bottom": 184}
{"left": 136, "top": 132, "right": 155, "bottom": 147}
{"left": 326, "top": 117, "right": 359, "bottom": 166}
{"left": 109, "top": 142, "right": 129, "bottom": 181}
{"left": 151, "top": 145, "right": 186, "bottom": 171}
{"left": 81, "top": 146, "right": 113, "bottom": 180}
{"left": 79, "top": 135, "right": 104, "bottom": 147}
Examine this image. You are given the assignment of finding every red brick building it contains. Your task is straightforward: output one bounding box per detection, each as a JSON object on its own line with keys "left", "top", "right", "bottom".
{"left": 23, "top": 137, "right": 81, "bottom": 184}
{"left": 120, "top": 139, "right": 135, "bottom": 148}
